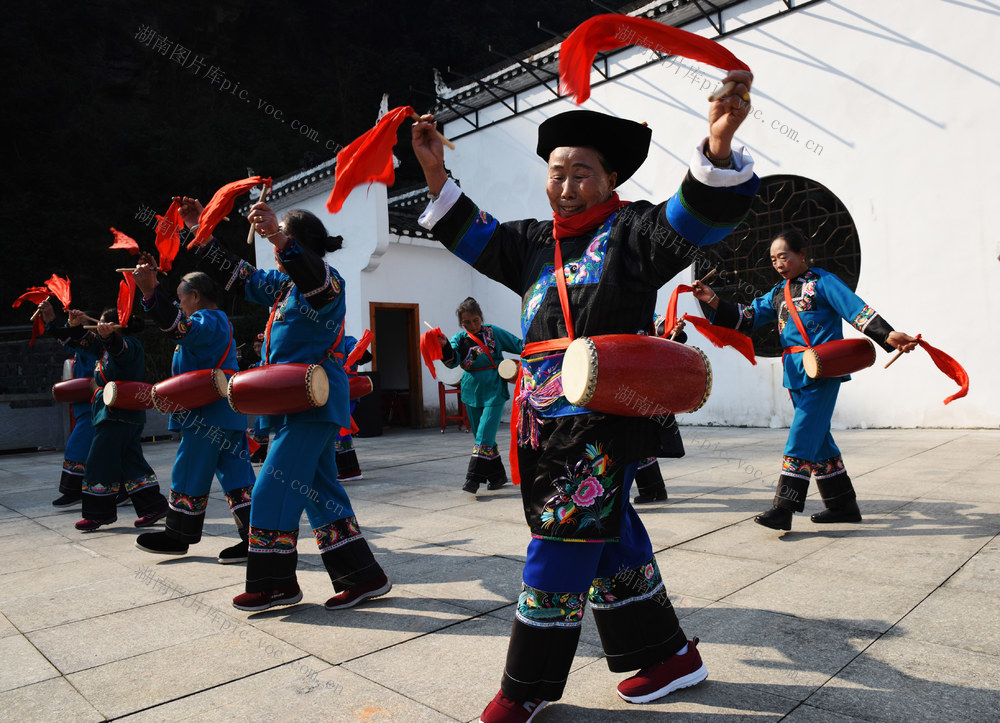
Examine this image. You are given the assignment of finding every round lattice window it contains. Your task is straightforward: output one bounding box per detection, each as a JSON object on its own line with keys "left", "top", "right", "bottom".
{"left": 697, "top": 175, "right": 861, "bottom": 357}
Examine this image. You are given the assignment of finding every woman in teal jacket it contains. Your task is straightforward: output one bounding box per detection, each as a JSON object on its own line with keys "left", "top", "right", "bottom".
{"left": 441, "top": 297, "right": 522, "bottom": 494}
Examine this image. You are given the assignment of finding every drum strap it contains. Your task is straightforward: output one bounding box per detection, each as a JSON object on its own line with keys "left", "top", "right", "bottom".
{"left": 783, "top": 279, "right": 813, "bottom": 352}
{"left": 262, "top": 288, "right": 288, "bottom": 364}
{"left": 552, "top": 239, "right": 576, "bottom": 341}
{"left": 464, "top": 329, "right": 497, "bottom": 370}
{"left": 215, "top": 317, "right": 237, "bottom": 373}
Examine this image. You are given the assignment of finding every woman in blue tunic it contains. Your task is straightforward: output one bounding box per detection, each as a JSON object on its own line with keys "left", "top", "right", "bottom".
{"left": 71, "top": 309, "right": 169, "bottom": 531}
{"left": 38, "top": 299, "right": 101, "bottom": 507}
{"left": 693, "top": 227, "right": 918, "bottom": 530}
{"left": 178, "top": 198, "right": 390, "bottom": 612}
{"left": 131, "top": 260, "right": 257, "bottom": 563}
{"left": 440, "top": 297, "right": 523, "bottom": 494}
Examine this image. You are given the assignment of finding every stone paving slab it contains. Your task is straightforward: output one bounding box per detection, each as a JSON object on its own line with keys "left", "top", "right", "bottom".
{"left": 0, "top": 426, "right": 997, "bottom": 721}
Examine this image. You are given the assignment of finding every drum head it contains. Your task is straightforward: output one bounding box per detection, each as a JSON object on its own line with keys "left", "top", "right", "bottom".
{"left": 306, "top": 365, "right": 330, "bottom": 407}
{"left": 433, "top": 359, "right": 464, "bottom": 386}
{"left": 497, "top": 358, "right": 519, "bottom": 382}
{"left": 102, "top": 383, "right": 117, "bottom": 407}
{"left": 802, "top": 349, "right": 821, "bottom": 379}
{"left": 562, "top": 338, "right": 597, "bottom": 406}
{"left": 211, "top": 369, "right": 228, "bottom": 398}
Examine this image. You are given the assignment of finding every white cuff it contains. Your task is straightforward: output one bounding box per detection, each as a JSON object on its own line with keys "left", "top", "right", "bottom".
{"left": 418, "top": 178, "right": 462, "bottom": 230}
{"left": 689, "top": 139, "right": 755, "bottom": 188}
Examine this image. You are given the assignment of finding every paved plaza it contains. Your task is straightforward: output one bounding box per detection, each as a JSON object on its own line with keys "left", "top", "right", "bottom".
{"left": 0, "top": 424, "right": 997, "bottom": 721}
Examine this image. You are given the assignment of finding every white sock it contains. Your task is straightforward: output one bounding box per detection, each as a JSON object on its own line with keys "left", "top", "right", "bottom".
{"left": 675, "top": 643, "right": 689, "bottom": 656}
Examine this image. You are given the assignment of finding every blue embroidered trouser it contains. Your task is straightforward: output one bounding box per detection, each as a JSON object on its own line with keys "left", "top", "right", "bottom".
{"left": 502, "top": 467, "right": 686, "bottom": 702}
{"left": 60, "top": 410, "right": 94, "bottom": 495}
{"left": 165, "top": 428, "right": 256, "bottom": 544}
{"left": 245, "top": 420, "right": 382, "bottom": 593}
{"left": 776, "top": 379, "right": 855, "bottom": 510}
{"left": 82, "top": 421, "right": 165, "bottom": 521}
{"left": 465, "top": 404, "right": 506, "bottom": 486}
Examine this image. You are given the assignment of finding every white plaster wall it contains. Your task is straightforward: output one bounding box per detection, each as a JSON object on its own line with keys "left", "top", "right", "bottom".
{"left": 436, "top": 0, "right": 1000, "bottom": 429}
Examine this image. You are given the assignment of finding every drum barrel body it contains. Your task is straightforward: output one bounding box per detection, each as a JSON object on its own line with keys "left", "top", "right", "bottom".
{"left": 348, "top": 375, "right": 374, "bottom": 400}
{"left": 228, "top": 363, "right": 329, "bottom": 415}
{"left": 52, "top": 378, "right": 96, "bottom": 404}
{"left": 103, "top": 381, "right": 155, "bottom": 410}
{"left": 562, "top": 335, "right": 711, "bottom": 416}
{"left": 802, "top": 338, "right": 876, "bottom": 379}
{"left": 152, "top": 368, "right": 227, "bottom": 413}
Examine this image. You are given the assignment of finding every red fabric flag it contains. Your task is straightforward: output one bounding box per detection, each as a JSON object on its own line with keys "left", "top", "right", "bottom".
{"left": 665, "top": 284, "right": 756, "bottom": 365}
{"left": 559, "top": 14, "right": 752, "bottom": 104}
{"left": 188, "top": 176, "right": 272, "bottom": 249}
{"left": 344, "top": 329, "right": 375, "bottom": 370}
{"left": 30, "top": 315, "right": 45, "bottom": 347}
{"left": 12, "top": 287, "right": 51, "bottom": 308}
{"left": 108, "top": 227, "right": 140, "bottom": 255}
{"left": 155, "top": 198, "right": 183, "bottom": 272}
{"left": 117, "top": 271, "right": 136, "bottom": 328}
{"left": 247, "top": 433, "right": 261, "bottom": 457}
{"left": 916, "top": 335, "right": 969, "bottom": 405}
{"left": 326, "top": 105, "right": 415, "bottom": 214}
{"left": 420, "top": 327, "right": 448, "bottom": 378}
{"left": 44, "top": 274, "right": 72, "bottom": 310}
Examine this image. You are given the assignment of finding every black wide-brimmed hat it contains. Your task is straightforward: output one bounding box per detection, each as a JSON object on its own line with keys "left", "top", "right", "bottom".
{"left": 536, "top": 110, "right": 652, "bottom": 184}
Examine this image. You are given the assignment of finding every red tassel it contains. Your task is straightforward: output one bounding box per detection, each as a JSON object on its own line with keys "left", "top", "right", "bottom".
{"left": 917, "top": 336, "right": 969, "bottom": 405}
{"left": 30, "top": 315, "right": 44, "bottom": 346}
{"left": 188, "top": 176, "right": 272, "bottom": 249}
{"left": 326, "top": 106, "right": 415, "bottom": 214}
{"left": 344, "top": 329, "right": 374, "bottom": 370}
{"left": 44, "top": 274, "right": 72, "bottom": 310}
{"left": 108, "top": 228, "right": 140, "bottom": 255}
{"left": 247, "top": 434, "right": 260, "bottom": 457}
{"left": 559, "top": 15, "right": 751, "bottom": 104}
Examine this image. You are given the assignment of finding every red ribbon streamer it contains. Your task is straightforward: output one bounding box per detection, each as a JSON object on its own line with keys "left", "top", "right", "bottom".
{"left": 117, "top": 271, "right": 136, "bottom": 328}
{"left": 12, "top": 287, "right": 50, "bottom": 308}
{"left": 916, "top": 335, "right": 969, "bottom": 405}
{"left": 559, "top": 14, "right": 751, "bottom": 104}
{"left": 109, "top": 228, "right": 140, "bottom": 255}
{"left": 666, "top": 284, "right": 756, "bottom": 364}
{"left": 45, "top": 274, "right": 72, "bottom": 311}
{"left": 420, "top": 327, "right": 447, "bottom": 378}
{"left": 188, "top": 176, "right": 272, "bottom": 249}
{"left": 155, "top": 198, "right": 183, "bottom": 272}
{"left": 326, "top": 106, "right": 415, "bottom": 214}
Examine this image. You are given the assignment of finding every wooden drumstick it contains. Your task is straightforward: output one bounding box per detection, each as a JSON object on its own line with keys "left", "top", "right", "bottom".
{"left": 698, "top": 268, "right": 718, "bottom": 285}
{"left": 83, "top": 324, "right": 123, "bottom": 330}
{"left": 411, "top": 113, "right": 456, "bottom": 150}
{"left": 30, "top": 308, "right": 42, "bottom": 321}
{"left": 423, "top": 321, "right": 435, "bottom": 330}
{"left": 247, "top": 186, "right": 269, "bottom": 244}
{"left": 708, "top": 81, "right": 736, "bottom": 102}
{"left": 883, "top": 350, "right": 905, "bottom": 369}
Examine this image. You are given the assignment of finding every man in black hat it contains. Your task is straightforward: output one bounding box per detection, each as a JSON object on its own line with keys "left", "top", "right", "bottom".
{"left": 413, "top": 69, "right": 756, "bottom": 722}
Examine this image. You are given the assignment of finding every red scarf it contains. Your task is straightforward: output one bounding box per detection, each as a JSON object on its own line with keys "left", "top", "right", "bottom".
{"left": 551, "top": 193, "right": 629, "bottom": 241}
{"left": 914, "top": 335, "right": 969, "bottom": 405}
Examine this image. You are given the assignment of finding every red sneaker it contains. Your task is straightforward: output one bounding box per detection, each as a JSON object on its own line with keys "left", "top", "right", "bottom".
{"left": 76, "top": 517, "right": 116, "bottom": 532}
{"left": 324, "top": 573, "right": 391, "bottom": 610}
{"left": 232, "top": 585, "right": 303, "bottom": 612}
{"left": 479, "top": 691, "right": 547, "bottom": 723}
{"left": 617, "top": 637, "right": 708, "bottom": 704}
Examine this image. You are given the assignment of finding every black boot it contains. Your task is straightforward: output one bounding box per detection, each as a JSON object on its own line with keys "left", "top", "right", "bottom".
{"left": 135, "top": 531, "right": 189, "bottom": 555}
{"left": 754, "top": 506, "right": 793, "bottom": 530}
{"left": 811, "top": 500, "right": 862, "bottom": 523}
{"left": 220, "top": 486, "right": 252, "bottom": 564}
{"left": 53, "top": 470, "right": 83, "bottom": 507}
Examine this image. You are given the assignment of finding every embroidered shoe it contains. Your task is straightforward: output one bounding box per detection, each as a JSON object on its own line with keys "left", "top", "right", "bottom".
{"left": 617, "top": 637, "right": 708, "bottom": 704}
{"left": 135, "top": 531, "right": 189, "bottom": 555}
{"left": 754, "top": 506, "right": 793, "bottom": 531}
{"left": 218, "top": 540, "right": 249, "bottom": 564}
{"left": 232, "top": 585, "right": 303, "bottom": 612}
{"left": 75, "top": 517, "right": 116, "bottom": 532}
{"left": 633, "top": 490, "right": 668, "bottom": 504}
{"left": 462, "top": 479, "right": 480, "bottom": 495}
{"left": 324, "top": 573, "right": 392, "bottom": 610}
{"left": 52, "top": 493, "right": 82, "bottom": 507}
{"left": 811, "top": 501, "right": 862, "bottom": 523}
{"left": 486, "top": 477, "right": 508, "bottom": 491}
{"left": 479, "top": 691, "right": 548, "bottom": 723}
{"left": 134, "top": 505, "right": 168, "bottom": 528}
